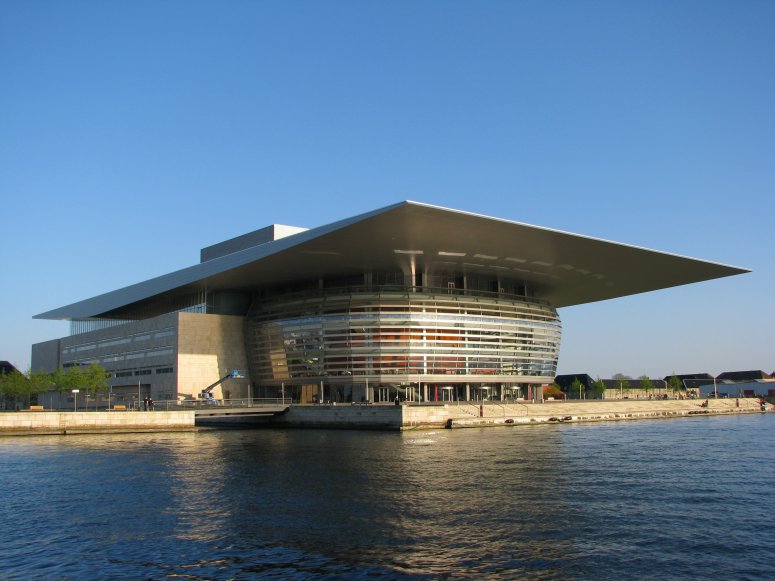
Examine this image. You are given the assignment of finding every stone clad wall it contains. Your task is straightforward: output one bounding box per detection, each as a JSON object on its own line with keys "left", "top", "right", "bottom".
{"left": 402, "top": 405, "right": 450, "bottom": 428}
{"left": 0, "top": 411, "right": 195, "bottom": 435}
{"left": 176, "top": 312, "right": 251, "bottom": 400}
{"left": 3, "top": 399, "right": 767, "bottom": 436}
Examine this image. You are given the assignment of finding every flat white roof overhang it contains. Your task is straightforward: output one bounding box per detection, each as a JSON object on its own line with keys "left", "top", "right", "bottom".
{"left": 35, "top": 201, "right": 749, "bottom": 320}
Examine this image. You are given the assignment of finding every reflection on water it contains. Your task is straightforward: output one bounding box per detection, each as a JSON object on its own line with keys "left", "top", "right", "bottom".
{"left": 2, "top": 415, "right": 774, "bottom": 579}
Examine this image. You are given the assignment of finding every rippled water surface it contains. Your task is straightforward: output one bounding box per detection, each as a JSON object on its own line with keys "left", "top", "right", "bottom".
{"left": 2, "top": 414, "right": 774, "bottom": 579}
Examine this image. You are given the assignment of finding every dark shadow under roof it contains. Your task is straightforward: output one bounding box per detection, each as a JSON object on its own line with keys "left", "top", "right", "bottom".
{"left": 35, "top": 201, "right": 750, "bottom": 320}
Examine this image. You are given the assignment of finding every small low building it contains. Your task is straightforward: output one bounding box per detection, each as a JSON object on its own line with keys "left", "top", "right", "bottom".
{"left": 716, "top": 370, "right": 770, "bottom": 382}
{"left": 555, "top": 374, "right": 670, "bottom": 399}
{"left": 603, "top": 378, "right": 671, "bottom": 399}
{"left": 707, "top": 370, "right": 774, "bottom": 398}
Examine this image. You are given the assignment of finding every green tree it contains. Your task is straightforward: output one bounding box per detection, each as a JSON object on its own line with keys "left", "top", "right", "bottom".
{"left": 60, "top": 365, "right": 87, "bottom": 408}
{"left": 26, "top": 369, "right": 54, "bottom": 407}
{"left": 667, "top": 375, "right": 682, "bottom": 398}
{"left": 570, "top": 377, "right": 584, "bottom": 400}
{"left": 84, "top": 362, "right": 109, "bottom": 409}
{"left": 613, "top": 373, "right": 630, "bottom": 399}
{"left": 0, "top": 369, "right": 29, "bottom": 409}
{"left": 63, "top": 365, "right": 85, "bottom": 391}
{"left": 43, "top": 368, "right": 67, "bottom": 408}
{"left": 592, "top": 378, "right": 607, "bottom": 399}
{"left": 639, "top": 375, "right": 653, "bottom": 398}
{"left": 0, "top": 371, "right": 11, "bottom": 408}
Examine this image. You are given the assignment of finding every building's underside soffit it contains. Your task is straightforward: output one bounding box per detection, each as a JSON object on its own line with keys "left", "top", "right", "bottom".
{"left": 34, "top": 201, "right": 749, "bottom": 320}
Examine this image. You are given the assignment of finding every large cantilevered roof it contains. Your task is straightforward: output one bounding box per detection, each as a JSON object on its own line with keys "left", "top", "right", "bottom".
{"left": 35, "top": 201, "right": 749, "bottom": 320}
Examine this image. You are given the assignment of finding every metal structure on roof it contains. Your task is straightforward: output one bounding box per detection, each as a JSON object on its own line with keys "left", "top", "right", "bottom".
{"left": 35, "top": 200, "right": 749, "bottom": 321}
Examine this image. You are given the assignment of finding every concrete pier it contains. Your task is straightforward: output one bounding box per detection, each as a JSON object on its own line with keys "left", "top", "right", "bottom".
{"left": 439, "top": 397, "right": 770, "bottom": 430}
{"left": 0, "top": 399, "right": 768, "bottom": 435}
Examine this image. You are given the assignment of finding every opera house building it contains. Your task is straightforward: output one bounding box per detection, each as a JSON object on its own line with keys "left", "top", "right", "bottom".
{"left": 31, "top": 201, "right": 747, "bottom": 406}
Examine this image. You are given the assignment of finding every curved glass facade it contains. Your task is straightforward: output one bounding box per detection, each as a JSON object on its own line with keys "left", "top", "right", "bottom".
{"left": 245, "top": 287, "right": 561, "bottom": 401}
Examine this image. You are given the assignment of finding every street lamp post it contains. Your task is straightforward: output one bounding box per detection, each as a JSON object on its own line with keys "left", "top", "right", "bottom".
{"left": 71, "top": 389, "right": 80, "bottom": 412}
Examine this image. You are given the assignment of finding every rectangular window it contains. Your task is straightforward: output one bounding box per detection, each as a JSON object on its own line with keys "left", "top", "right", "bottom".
{"left": 99, "top": 338, "right": 131, "bottom": 348}
{"left": 146, "top": 348, "right": 173, "bottom": 358}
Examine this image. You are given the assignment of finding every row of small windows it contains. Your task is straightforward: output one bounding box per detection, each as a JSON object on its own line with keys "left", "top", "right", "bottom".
{"left": 115, "top": 367, "right": 174, "bottom": 377}
{"left": 69, "top": 319, "right": 133, "bottom": 336}
{"left": 64, "top": 364, "right": 174, "bottom": 378}
{"left": 62, "top": 328, "right": 175, "bottom": 355}
{"left": 115, "top": 370, "right": 153, "bottom": 377}
{"left": 64, "top": 347, "right": 175, "bottom": 367}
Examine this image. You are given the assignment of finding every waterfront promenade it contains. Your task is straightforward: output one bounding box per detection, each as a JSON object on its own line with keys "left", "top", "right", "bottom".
{"left": 439, "top": 397, "right": 771, "bottom": 429}
{"left": 269, "top": 397, "right": 770, "bottom": 430}
{"left": 1, "top": 398, "right": 769, "bottom": 435}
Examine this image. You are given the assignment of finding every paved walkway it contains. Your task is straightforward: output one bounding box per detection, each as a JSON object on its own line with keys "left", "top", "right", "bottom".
{"left": 441, "top": 397, "right": 769, "bottom": 428}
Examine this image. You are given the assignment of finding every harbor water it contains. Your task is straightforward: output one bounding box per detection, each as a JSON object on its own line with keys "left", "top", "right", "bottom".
{"left": 1, "top": 413, "right": 773, "bottom": 579}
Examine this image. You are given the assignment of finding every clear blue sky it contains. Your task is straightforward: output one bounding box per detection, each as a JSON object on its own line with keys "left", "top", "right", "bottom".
{"left": 2, "top": 1, "right": 773, "bottom": 378}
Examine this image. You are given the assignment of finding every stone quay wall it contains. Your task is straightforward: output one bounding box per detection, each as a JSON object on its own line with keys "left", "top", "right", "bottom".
{"left": 1, "top": 399, "right": 768, "bottom": 435}
{"left": 277, "top": 404, "right": 404, "bottom": 430}
{"left": 266, "top": 398, "right": 771, "bottom": 431}
{"left": 0, "top": 410, "right": 196, "bottom": 436}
